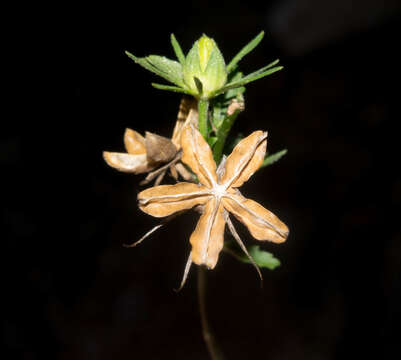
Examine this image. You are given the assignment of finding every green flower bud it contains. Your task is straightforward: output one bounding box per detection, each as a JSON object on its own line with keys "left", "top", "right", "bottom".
{"left": 183, "top": 35, "right": 227, "bottom": 99}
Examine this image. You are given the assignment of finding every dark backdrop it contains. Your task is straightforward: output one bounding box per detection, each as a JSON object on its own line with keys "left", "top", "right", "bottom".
{"left": 4, "top": 1, "right": 401, "bottom": 359}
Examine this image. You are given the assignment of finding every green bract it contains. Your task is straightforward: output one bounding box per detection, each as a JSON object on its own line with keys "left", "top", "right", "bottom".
{"left": 125, "top": 31, "right": 283, "bottom": 100}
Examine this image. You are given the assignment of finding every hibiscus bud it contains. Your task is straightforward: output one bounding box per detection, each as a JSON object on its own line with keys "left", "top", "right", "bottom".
{"left": 183, "top": 35, "right": 227, "bottom": 99}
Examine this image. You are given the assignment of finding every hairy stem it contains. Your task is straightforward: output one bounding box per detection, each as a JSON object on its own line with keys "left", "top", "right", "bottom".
{"left": 198, "top": 98, "right": 210, "bottom": 139}
{"left": 198, "top": 267, "right": 225, "bottom": 360}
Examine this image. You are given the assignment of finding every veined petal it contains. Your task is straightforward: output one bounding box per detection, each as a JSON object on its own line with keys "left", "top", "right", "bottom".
{"left": 221, "top": 131, "right": 267, "bottom": 188}
{"left": 138, "top": 182, "right": 210, "bottom": 217}
{"left": 181, "top": 125, "right": 217, "bottom": 188}
{"left": 124, "top": 128, "right": 146, "bottom": 155}
{"left": 223, "top": 194, "right": 289, "bottom": 243}
{"left": 190, "top": 199, "right": 226, "bottom": 269}
{"left": 103, "top": 152, "right": 153, "bottom": 173}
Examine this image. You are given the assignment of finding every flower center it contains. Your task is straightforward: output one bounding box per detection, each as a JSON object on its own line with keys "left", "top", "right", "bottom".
{"left": 211, "top": 184, "right": 227, "bottom": 198}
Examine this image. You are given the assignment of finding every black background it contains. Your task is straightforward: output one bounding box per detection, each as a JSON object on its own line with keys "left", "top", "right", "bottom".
{"left": 4, "top": 1, "right": 401, "bottom": 359}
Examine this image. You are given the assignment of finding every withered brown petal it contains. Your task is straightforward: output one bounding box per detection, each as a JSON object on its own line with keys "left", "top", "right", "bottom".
{"left": 190, "top": 199, "right": 226, "bottom": 269}
{"left": 145, "top": 132, "right": 177, "bottom": 164}
{"left": 223, "top": 194, "right": 289, "bottom": 243}
{"left": 181, "top": 125, "right": 217, "bottom": 188}
{"left": 138, "top": 182, "right": 210, "bottom": 217}
{"left": 221, "top": 131, "right": 267, "bottom": 188}
{"left": 124, "top": 128, "right": 146, "bottom": 155}
{"left": 171, "top": 96, "right": 198, "bottom": 148}
{"left": 103, "top": 152, "right": 154, "bottom": 173}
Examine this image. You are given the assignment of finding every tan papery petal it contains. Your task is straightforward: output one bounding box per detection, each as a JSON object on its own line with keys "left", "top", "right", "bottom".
{"left": 138, "top": 182, "right": 210, "bottom": 217}
{"left": 103, "top": 152, "right": 154, "bottom": 173}
{"left": 221, "top": 131, "right": 267, "bottom": 188}
{"left": 190, "top": 199, "right": 226, "bottom": 269}
{"left": 124, "top": 128, "right": 146, "bottom": 155}
{"left": 145, "top": 132, "right": 177, "bottom": 164}
{"left": 223, "top": 194, "right": 289, "bottom": 243}
{"left": 181, "top": 125, "right": 217, "bottom": 188}
{"left": 171, "top": 96, "right": 198, "bottom": 148}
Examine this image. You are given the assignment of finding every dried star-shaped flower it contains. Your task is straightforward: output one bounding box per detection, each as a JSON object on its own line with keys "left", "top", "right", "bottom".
{"left": 135, "top": 124, "right": 289, "bottom": 285}
{"left": 103, "top": 97, "right": 197, "bottom": 185}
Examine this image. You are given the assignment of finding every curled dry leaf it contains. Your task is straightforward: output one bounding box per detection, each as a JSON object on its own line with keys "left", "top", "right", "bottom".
{"left": 103, "top": 96, "right": 198, "bottom": 185}
{"left": 136, "top": 124, "right": 289, "bottom": 287}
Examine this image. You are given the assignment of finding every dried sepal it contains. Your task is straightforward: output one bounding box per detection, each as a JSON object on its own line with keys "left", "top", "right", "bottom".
{"left": 190, "top": 199, "right": 226, "bottom": 269}
{"left": 104, "top": 97, "right": 199, "bottom": 185}
{"left": 124, "top": 128, "right": 146, "bottom": 155}
{"left": 221, "top": 130, "right": 267, "bottom": 188}
{"left": 223, "top": 194, "right": 288, "bottom": 243}
{"left": 181, "top": 125, "right": 217, "bottom": 187}
{"left": 138, "top": 182, "right": 210, "bottom": 217}
{"left": 133, "top": 125, "right": 289, "bottom": 285}
{"left": 145, "top": 132, "right": 177, "bottom": 164}
{"left": 103, "top": 152, "right": 154, "bottom": 174}
{"left": 171, "top": 96, "right": 198, "bottom": 147}
{"left": 103, "top": 128, "right": 154, "bottom": 173}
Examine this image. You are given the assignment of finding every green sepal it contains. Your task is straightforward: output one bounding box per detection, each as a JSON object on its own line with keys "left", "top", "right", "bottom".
{"left": 202, "top": 43, "right": 227, "bottom": 96}
{"left": 182, "top": 36, "right": 227, "bottom": 98}
{"left": 226, "top": 31, "right": 265, "bottom": 74}
{"left": 182, "top": 40, "right": 202, "bottom": 94}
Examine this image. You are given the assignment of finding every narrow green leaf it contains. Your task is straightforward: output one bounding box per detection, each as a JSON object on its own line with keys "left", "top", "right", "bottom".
{"left": 226, "top": 31, "right": 265, "bottom": 74}
{"left": 229, "top": 59, "right": 280, "bottom": 85}
{"left": 125, "top": 51, "right": 184, "bottom": 87}
{"left": 146, "top": 55, "right": 184, "bottom": 86}
{"left": 151, "top": 83, "right": 194, "bottom": 95}
{"left": 261, "top": 149, "right": 287, "bottom": 168}
{"left": 213, "top": 65, "right": 283, "bottom": 96}
{"left": 125, "top": 51, "right": 162, "bottom": 76}
{"left": 170, "top": 34, "right": 186, "bottom": 65}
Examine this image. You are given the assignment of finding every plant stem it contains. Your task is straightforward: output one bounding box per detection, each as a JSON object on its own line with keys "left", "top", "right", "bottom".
{"left": 213, "top": 111, "right": 237, "bottom": 164}
{"left": 198, "top": 98, "right": 210, "bottom": 139}
{"left": 197, "top": 267, "right": 225, "bottom": 360}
